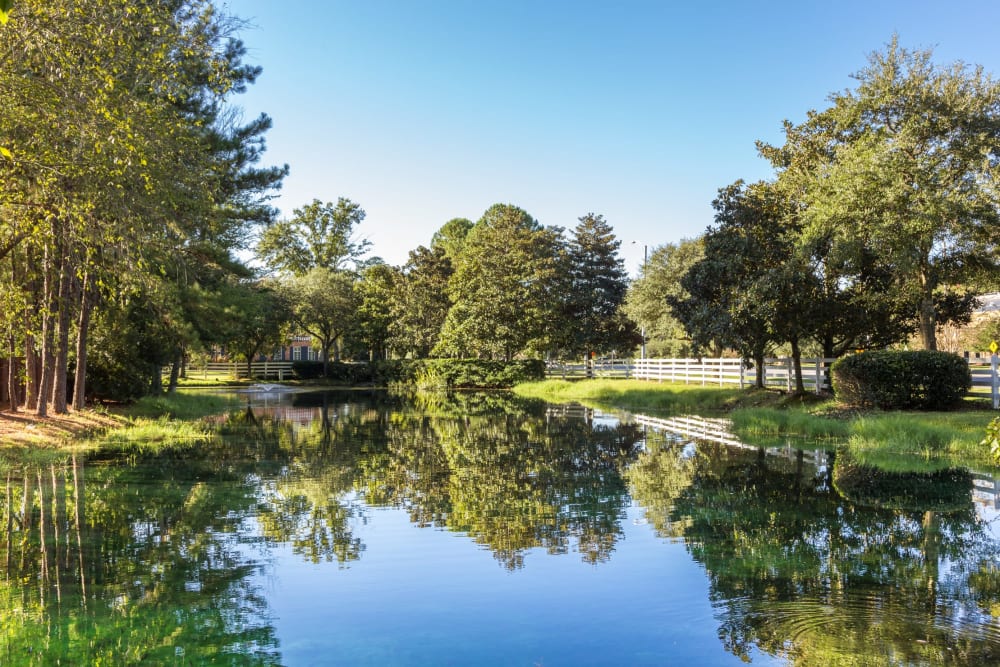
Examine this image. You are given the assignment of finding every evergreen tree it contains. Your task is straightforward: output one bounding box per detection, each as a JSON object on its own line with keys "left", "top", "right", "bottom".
{"left": 562, "top": 213, "right": 636, "bottom": 358}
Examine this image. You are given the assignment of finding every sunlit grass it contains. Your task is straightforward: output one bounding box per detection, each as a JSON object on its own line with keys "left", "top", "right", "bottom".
{"left": 845, "top": 412, "right": 995, "bottom": 469}
{"left": 513, "top": 379, "right": 749, "bottom": 414}
{"left": 128, "top": 391, "right": 240, "bottom": 420}
{"left": 730, "top": 407, "right": 849, "bottom": 440}
{"left": 94, "top": 418, "right": 216, "bottom": 449}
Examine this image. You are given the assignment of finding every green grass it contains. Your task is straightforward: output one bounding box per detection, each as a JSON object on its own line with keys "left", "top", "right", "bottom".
{"left": 127, "top": 391, "right": 240, "bottom": 420}
{"left": 513, "top": 379, "right": 753, "bottom": 414}
{"left": 94, "top": 418, "right": 216, "bottom": 449}
{"left": 844, "top": 412, "right": 995, "bottom": 471}
{"left": 730, "top": 407, "right": 849, "bottom": 440}
{"left": 515, "top": 378, "right": 1000, "bottom": 471}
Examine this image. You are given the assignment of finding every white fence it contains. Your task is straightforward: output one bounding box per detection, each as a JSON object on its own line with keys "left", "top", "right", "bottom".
{"left": 546, "top": 357, "right": 837, "bottom": 393}
{"left": 178, "top": 360, "right": 295, "bottom": 380}
{"left": 632, "top": 357, "right": 837, "bottom": 393}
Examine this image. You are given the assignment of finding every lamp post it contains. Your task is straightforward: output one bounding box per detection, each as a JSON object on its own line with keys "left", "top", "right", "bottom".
{"left": 632, "top": 242, "right": 648, "bottom": 359}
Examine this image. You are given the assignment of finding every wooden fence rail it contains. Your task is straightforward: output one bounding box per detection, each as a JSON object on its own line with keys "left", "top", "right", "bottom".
{"left": 546, "top": 357, "right": 838, "bottom": 394}
{"left": 174, "top": 360, "right": 295, "bottom": 381}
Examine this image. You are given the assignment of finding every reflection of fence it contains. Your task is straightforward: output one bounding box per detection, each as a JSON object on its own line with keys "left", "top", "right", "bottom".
{"left": 173, "top": 361, "right": 295, "bottom": 380}
{"left": 631, "top": 411, "right": 1000, "bottom": 510}
{"left": 973, "top": 472, "right": 1000, "bottom": 510}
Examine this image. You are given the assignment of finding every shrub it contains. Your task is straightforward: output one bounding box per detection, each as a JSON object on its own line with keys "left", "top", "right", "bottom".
{"left": 981, "top": 417, "right": 1000, "bottom": 465}
{"left": 291, "top": 360, "right": 324, "bottom": 380}
{"left": 292, "top": 360, "right": 376, "bottom": 383}
{"left": 831, "top": 350, "right": 970, "bottom": 410}
{"left": 410, "top": 359, "right": 545, "bottom": 389}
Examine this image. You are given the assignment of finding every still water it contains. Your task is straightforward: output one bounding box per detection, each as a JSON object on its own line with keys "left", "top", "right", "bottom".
{"left": 2, "top": 389, "right": 1000, "bottom": 665}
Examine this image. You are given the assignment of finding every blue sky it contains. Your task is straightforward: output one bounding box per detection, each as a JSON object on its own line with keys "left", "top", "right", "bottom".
{"left": 222, "top": 0, "right": 1000, "bottom": 273}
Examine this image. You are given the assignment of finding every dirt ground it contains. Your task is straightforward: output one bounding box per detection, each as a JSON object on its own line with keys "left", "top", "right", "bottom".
{"left": 0, "top": 410, "right": 122, "bottom": 446}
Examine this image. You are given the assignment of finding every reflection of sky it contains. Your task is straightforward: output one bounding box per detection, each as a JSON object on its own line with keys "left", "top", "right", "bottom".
{"left": 261, "top": 503, "right": 779, "bottom": 667}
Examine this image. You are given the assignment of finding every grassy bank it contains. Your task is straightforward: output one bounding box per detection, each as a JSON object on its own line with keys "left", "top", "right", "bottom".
{"left": 0, "top": 391, "right": 240, "bottom": 450}
{"left": 514, "top": 379, "right": 998, "bottom": 471}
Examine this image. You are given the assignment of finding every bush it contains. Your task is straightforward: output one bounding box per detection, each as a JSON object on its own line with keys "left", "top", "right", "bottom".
{"left": 409, "top": 359, "right": 545, "bottom": 389}
{"left": 292, "top": 360, "right": 376, "bottom": 383}
{"left": 291, "top": 360, "right": 324, "bottom": 380}
{"left": 831, "top": 350, "right": 970, "bottom": 410}
{"left": 291, "top": 358, "right": 545, "bottom": 388}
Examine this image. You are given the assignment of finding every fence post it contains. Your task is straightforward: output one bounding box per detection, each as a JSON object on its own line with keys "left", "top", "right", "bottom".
{"left": 785, "top": 358, "right": 792, "bottom": 392}
{"left": 740, "top": 361, "right": 745, "bottom": 390}
{"left": 992, "top": 353, "right": 999, "bottom": 410}
{"left": 814, "top": 359, "right": 822, "bottom": 395}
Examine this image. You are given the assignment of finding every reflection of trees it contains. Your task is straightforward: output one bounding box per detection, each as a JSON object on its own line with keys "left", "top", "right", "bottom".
{"left": 629, "top": 439, "right": 1000, "bottom": 665}
{"left": 0, "top": 453, "right": 281, "bottom": 665}
{"left": 435, "top": 402, "right": 642, "bottom": 570}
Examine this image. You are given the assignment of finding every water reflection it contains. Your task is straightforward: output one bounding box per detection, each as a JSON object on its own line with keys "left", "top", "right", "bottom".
{"left": 1, "top": 391, "right": 999, "bottom": 665}
{"left": 628, "top": 432, "right": 1000, "bottom": 665}
{"left": 0, "top": 451, "right": 280, "bottom": 664}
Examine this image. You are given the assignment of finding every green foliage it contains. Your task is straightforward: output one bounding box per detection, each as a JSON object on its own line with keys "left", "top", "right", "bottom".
{"left": 831, "top": 350, "right": 971, "bottom": 410}
{"left": 435, "top": 204, "right": 563, "bottom": 360}
{"left": 256, "top": 197, "right": 370, "bottom": 275}
{"left": 390, "top": 245, "right": 454, "bottom": 357}
{"left": 980, "top": 417, "right": 1000, "bottom": 466}
{"left": 292, "top": 360, "right": 374, "bottom": 383}
{"left": 410, "top": 359, "right": 545, "bottom": 389}
{"left": 623, "top": 238, "right": 704, "bottom": 357}
{"left": 762, "top": 37, "right": 1000, "bottom": 350}
{"left": 280, "top": 267, "right": 357, "bottom": 369}
{"left": 560, "top": 213, "right": 636, "bottom": 356}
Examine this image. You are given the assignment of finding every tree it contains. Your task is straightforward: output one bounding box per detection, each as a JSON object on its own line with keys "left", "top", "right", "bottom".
{"left": 222, "top": 282, "right": 290, "bottom": 379}
{"left": 282, "top": 268, "right": 357, "bottom": 374}
{"left": 0, "top": 0, "right": 284, "bottom": 410}
{"left": 624, "top": 238, "right": 705, "bottom": 358}
{"left": 352, "top": 263, "right": 399, "bottom": 361}
{"left": 761, "top": 37, "right": 1000, "bottom": 350}
{"left": 435, "top": 204, "right": 563, "bottom": 361}
{"left": 390, "top": 245, "right": 454, "bottom": 358}
{"left": 256, "top": 198, "right": 371, "bottom": 275}
{"left": 561, "top": 213, "right": 636, "bottom": 357}
{"left": 429, "top": 217, "right": 473, "bottom": 264}
{"left": 673, "top": 181, "right": 821, "bottom": 389}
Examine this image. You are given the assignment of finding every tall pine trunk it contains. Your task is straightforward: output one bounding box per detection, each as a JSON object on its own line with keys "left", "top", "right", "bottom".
{"left": 6, "top": 333, "right": 17, "bottom": 412}
{"left": 35, "top": 242, "right": 55, "bottom": 417}
{"left": 72, "top": 271, "right": 92, "bottom": 411}
{"left": 51, "top": 246, "right": 74, "bottom": 414}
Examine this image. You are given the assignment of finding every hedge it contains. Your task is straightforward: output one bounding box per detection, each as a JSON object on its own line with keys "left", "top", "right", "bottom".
{"left": 292, "top": 359, "right": 545, "bottom": 389}
{"left": 831, "top": 350, "right": 970, "bottom": 410}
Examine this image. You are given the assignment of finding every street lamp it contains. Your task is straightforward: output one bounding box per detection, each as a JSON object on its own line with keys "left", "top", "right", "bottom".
{"left": 632, "top": 241, "right": 648, "bottom": 359}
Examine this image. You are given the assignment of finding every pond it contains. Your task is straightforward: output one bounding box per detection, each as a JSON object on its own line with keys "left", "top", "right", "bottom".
{"left": 2, "top": 389, "right": 1000, "bottom": 665}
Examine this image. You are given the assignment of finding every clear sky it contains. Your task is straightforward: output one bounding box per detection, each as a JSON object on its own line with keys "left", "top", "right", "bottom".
{"left": 221, "top": 0, "right": 1000, "bottom": 273}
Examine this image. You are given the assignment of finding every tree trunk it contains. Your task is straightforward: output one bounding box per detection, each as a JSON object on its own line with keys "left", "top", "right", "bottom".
{"left": 753, "top": 350, "right": 765, "bottom": 388}
{"left": 51, "top": 250, "right": 74, "bottom": 414}
{"left": 150, "top": 365, "right": 163, "bottom": 395}
{"left": 790, "top": 337, "right": 805, "bottom": 394}
{"left": 168, "top": 347, "right": 182, "bottom": 393}
{"left": 24, "top": 333, "right": 38, "bottom": 410}
{"left": 918, "top": 268, "right": 937, "bottom": 350}
{"left": 35, "top": 257, "right": 54, "bottom": 417}
{"left": 72, "top": 274, "right": 92, "bottom": 411}
{"left": 6, "top": 333, "right": 17, "bottom": 412}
